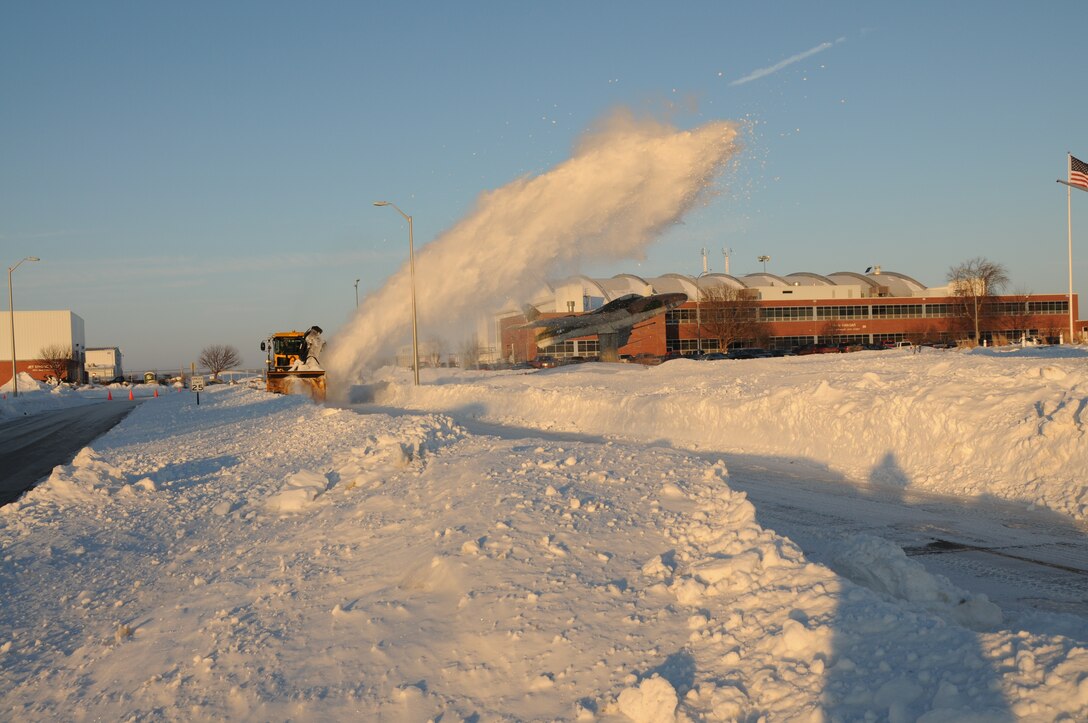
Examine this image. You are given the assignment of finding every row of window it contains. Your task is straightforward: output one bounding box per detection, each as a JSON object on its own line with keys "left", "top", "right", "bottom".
{"left": 539, "top": 340, "right": 600, "bottom": 357}
{"left": 666, "top": 300, "right": 1069, "bottom": 325}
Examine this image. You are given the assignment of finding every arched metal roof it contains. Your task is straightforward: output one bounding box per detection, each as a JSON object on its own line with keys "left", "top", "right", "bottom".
{"left": 538, "top": 269, "right": 937, "bottom": 308}
{"left": 828, "top": 271, "right": 881, "bottom": 289}
{"left": 652, "top": 273, "right": 698, "bottom": 296}
{"left": 605, "top": 273, "right": 655, "bottom": 297}
{"left": 872, "top": 271, "right": 927, "bottom": 294}
{"left": 699, "top": 273, "right": 749, "bottom": 290}
{"left": 784, "top": 272, "right": 836, "bottom": 287}
{"left": 567, "top": 274, "right": 610, "bottom": 300}
{"left": 741, "top": 272, "right": 792, "bottom": 287}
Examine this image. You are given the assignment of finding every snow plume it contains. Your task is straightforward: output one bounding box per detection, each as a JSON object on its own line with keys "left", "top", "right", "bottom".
{"left": 325, "top": 109, "right": 740, "bottom": 391}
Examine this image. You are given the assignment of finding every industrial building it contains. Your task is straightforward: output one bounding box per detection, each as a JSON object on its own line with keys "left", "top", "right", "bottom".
{"left": 0, "top": 310, "right": 86, "bottom": 386}
{"left": 495, "top": 269, "right": 1083, "bottom": 362}
{"left": 84, "top": 347, "right": 124, "bottom": 384}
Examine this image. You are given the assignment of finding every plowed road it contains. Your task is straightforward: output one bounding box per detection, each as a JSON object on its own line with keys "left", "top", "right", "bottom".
{"left": 0, "top": 401, "right": 140, "bottom": 505}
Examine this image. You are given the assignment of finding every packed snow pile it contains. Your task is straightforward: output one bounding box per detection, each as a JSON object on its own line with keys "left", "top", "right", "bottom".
{"left": 2, "top": 371, "right": 1087, "bottom": 720}
{"left": 370, "top": 346, "right": 1088, "bottom": 523}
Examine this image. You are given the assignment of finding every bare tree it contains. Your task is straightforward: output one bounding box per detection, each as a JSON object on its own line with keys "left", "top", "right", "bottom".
{"left": 947, "top": 257, "right": 1009, "bottom": 342}
{"left": 199, "top": 344, "right": 241, "bottom": 379}
{"left": 39, "top": 344, "right": 73, "bottom": 382}
{"left": 458, "top": 337, "right": 483, "bottom": 369}
{"left": 697, "top": 285, "right": 761, "bottom": 351}
{"left": 425, "top": 336, "right": 448, "bottom": 368}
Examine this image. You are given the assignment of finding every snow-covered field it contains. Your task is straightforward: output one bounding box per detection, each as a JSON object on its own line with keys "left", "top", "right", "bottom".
{"left": 1, "top": 348, "right": 1086, "bottom": 721}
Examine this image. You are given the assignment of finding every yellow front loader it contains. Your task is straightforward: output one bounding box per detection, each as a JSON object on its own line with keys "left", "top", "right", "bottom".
{"left": 261, "top": 328, "right": 326, "bottom": 402}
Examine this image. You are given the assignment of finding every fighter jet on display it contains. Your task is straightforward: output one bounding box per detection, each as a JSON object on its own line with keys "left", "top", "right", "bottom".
{"left": 521, "top": 292, "right": 687, "bottom": 362}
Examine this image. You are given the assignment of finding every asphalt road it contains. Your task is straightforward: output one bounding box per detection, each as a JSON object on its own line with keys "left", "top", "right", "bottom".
{"left": 0, "top": 401, "right": 140, "bottom": 505}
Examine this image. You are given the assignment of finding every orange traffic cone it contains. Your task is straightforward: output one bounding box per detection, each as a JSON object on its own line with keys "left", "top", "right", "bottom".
{"left": 128, "top": 389, "right": 134, "bottom": 400}
{"left": 153, "top": 388, "right": 159, "bottom": 398}
{"left": 107, "top": 390, "right": 113, "bottom": 400}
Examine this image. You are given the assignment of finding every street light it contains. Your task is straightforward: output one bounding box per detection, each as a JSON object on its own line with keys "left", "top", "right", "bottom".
{"left": 373, "top": 201, "right": 420, "bottom": 386}
{"left": 354, "top": 278, "right": 360, "bottom": 308}
{"left": 694, "top": 271, "right": 709, "bottom": 355}
{"left": 8, "top": 256, "right": 40, "bottom": 397}
{"left": 757, "top": 255, "right": 771, "bottom": 273}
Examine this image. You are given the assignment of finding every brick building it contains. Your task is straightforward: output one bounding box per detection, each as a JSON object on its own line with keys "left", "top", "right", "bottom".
{"left": 496, "top": 270, "right": 1082, "bottom": 362}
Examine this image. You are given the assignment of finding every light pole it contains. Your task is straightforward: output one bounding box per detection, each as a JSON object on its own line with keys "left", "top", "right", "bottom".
{"left": 694, "top": 271, "right": 709, "bottom": 355}
{"left": 373, "top": 201, "right": 420, "bottom": 386}
{"left": 757, "top": 255, "right": 771, "bottom": 273}
{"left": 354, "top": 278, "right": 360, "bottom": 308}
{"left": 8, "top": 256, "right": 40, "bottom": 397}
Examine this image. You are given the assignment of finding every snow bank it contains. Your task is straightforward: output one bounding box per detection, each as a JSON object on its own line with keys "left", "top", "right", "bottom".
{"left": 372, "top": 347, "right": 1088, "bottom": 522}
{"left": 0, "top": 379, "right": 159, "bottom": 419}
{"left": 831, "top": 534, "right": 1002, "bottom": 630}
{"left": 1, "top": 384, "right": 1085, "bottom": 720}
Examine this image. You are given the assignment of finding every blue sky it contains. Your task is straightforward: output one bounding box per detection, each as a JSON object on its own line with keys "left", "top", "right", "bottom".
{"left": 3, "top": 1, "right": 1087, "bottom": 369}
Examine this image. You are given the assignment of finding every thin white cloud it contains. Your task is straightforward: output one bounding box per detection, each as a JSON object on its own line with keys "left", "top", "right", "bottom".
{"left": 25, "top": 249, "right": 393, "bottom": 289}
{"left": 730, "top": 38, "right": 845, "bottom": 86}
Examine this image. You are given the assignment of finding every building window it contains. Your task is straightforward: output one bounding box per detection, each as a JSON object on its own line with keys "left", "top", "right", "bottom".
{"left": 924, "top": 304, "right": 958, "bottom": 318}
{"left": 760, "top": 306, "right": 814, "bottom": 322}
{"left": 816, "top": 305, "right": 869, "bottom": 320}
{"left": 666, "top": 309, "right": 701, "bottom": 324}
{"left": 824, "top": 334, "right": 868, "bottom": 345}
{"left": 769, "top": 335, "right": 813, "bottom": 350}
{"left": 871, "top": 304, "right": 923, "bottom": 318}
{"left": 1027, "top": 300, "right": 1068, "bottom": 314}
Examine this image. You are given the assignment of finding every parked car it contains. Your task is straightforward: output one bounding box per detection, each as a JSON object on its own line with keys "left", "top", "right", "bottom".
{"left": 530, "top": 356, "right": 559, "bottom": 369}
{"left": 792, "top": 343, "right": 841, "bottom": 355}
{"left": 728, "top": 348, "right": 773, "bottom": 359}
{"left": 702, "top": 352, "right": 729, "bottom": 361}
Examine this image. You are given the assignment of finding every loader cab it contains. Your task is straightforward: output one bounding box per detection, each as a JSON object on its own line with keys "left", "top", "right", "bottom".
{"left": 263, "top": 332, "right": 307, "bottom": 370}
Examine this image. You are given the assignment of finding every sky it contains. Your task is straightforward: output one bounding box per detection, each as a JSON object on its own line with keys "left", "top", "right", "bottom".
{"left": 3, "top": 1, "right": 1088, "bottom": 370}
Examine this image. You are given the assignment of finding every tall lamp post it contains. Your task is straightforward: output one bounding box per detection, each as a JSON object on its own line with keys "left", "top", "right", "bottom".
{"left": 8, "top": 256, "right": 40, "bottom": 397}
{"left": 694, "top": 271, "right": 709, "bottom": 355}
{"left": 373, "top": 201, "right": 420, "bottom": 386}
{"left": 757, "top": 255, "right": 771, "bottom": 273}
{"left": 354, "top": 278, "right": 360, "bottom": 308}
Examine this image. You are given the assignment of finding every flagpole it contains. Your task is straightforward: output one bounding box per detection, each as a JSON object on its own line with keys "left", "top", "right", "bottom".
{"left": 1066, "top": 164, "right": 1074, "bottom": 343}
{"left": 1069, "top": 157, "right": 1075, "bottom": 342}
{"left": 1057, "top": 151, "right": 1087, "bottom": 343}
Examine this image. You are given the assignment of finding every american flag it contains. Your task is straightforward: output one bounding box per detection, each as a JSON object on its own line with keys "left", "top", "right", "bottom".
{"left": 1071, "top": 155, "right": 1088, "bottom": 191}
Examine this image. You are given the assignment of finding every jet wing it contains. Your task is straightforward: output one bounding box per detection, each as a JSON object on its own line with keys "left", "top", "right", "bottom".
{"left": 521, "top": 293, "right": 687, "bottom": 347}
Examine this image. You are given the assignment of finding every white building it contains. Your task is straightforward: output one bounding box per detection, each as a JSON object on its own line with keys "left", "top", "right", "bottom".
{"left": 0, "top": 310, "right": 86, "bottom": 385}
{"left": 85, "top": 347, "right": 124, "bottom": 384}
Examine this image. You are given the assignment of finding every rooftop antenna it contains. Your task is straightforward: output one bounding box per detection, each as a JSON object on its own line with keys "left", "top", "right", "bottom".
{"left": 723, "top": 247, "right": 733, "bottom": 275}
{"left": 701, "top": 247, "right": 709, "bottom": 275}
